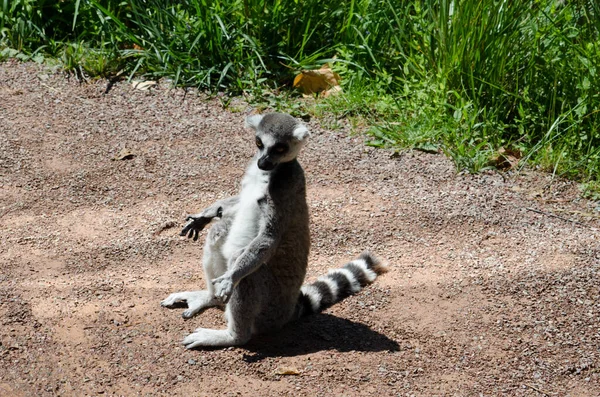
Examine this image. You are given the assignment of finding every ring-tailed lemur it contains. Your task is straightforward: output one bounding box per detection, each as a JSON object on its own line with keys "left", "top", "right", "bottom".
{"left": 161, "top": 112, "right": 387, "bottom": 348}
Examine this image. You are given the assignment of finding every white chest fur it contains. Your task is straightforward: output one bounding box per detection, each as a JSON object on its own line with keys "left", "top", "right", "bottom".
{"left": 222, "top": 162, "right": 269, "bottom": 260}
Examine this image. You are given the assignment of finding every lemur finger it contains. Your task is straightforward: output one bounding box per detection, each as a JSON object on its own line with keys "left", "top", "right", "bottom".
{"left": 180, "top": 220, "right": 194, "bottom": 236}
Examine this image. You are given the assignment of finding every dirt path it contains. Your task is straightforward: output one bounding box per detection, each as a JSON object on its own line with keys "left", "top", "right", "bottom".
{"left": 1, "top": 61, "right": 599, "bottom": 396}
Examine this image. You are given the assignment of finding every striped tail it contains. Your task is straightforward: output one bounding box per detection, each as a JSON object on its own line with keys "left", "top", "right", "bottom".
{"left": 297, "top": 252, "right": 388, "bottom": 317}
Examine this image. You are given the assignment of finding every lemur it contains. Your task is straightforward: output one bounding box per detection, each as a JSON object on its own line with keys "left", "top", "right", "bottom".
{"left": 161, "top": 112, "right": 387, "bottom": 348}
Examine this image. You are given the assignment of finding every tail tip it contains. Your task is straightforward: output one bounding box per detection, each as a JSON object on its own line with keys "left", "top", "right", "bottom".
{"left": 359, "top": 251, "right": 389, "bottom": 275}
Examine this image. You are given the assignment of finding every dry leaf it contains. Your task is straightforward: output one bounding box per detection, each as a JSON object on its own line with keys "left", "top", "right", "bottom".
{"left": 322, "top": 84, "right": 342, "bottom": 98}
{"left": 293, "top": 64, "right": 342, "bottom": 95}
{"left": 274, "top": 366, "right": 301, "bottom": 376}
{"left": 132, "top": 80, "right": 157, "bottom": 90}
{"left": 152, "top": 221, "right": 177, "bottom": 236}
{"left": 491, "top": 147, "right": 521, "bottom": 170}
{"left": 153, "top": 221, "right": 177, "bottom": 236}
{"left": 112, "top": 148, "right": 136, "bottom": 161}
{"left": 0, "top": 88, "right": 23, "bottom": 95}
{"left": 528, "top": 190, "right": 544, "bottom": 199}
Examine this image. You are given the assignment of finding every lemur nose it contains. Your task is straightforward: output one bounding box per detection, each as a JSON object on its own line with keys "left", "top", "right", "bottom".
{"left": 258, "top": 157, "right": 275, "bottom": 171}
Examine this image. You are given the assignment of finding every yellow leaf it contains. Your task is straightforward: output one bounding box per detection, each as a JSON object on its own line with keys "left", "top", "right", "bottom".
{"left": 274, "top": 366, "right": 301, "bottom": 376}
{"left": 293, "top": 64, "right": 342, "bottom": 95}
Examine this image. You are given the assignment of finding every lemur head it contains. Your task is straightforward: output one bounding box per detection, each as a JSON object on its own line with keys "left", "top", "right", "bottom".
{"left": 245, "top": 113, "right": 310, "bottom": 171}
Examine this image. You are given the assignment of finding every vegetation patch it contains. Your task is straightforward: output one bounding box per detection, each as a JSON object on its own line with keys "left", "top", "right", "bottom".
{"left": 1, "top": 0, "right": 598, "bottom": 193}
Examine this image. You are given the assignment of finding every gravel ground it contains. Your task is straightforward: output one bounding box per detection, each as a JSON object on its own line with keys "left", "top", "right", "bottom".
{"left": 1, "top": 60, "right": 599, "bottom": 396}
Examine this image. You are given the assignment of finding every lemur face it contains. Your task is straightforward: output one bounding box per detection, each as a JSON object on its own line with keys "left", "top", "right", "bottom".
{"left": 246, "top": 113, "right": 310, "bottom": 171}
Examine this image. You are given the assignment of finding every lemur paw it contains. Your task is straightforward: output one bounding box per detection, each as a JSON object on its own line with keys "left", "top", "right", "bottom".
{"left": 182, "top": 329, "right": 211, "bottom": 349}
{"left": 182, "top": 328, "right": 238, "bottom": 349}
{"left": 161, "top": 292, "right": 187, "bottom": 308}
{"left": 212, "top": 275, "right": 233, "bottom": 304}
{"left": 161, "top": 291, "right": 219, "bottom": 318}
{"left": 180, "top": 215, "right": 211, "bottom": 241}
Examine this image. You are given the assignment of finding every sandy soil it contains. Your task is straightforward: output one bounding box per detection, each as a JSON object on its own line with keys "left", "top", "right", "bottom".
{"left": 1, "top": 60, "right": 599, "bottom": 396}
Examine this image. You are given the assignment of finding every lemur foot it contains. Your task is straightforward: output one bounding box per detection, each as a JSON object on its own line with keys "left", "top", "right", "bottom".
{"left": 182, "top": 328, "right": 246, "bottom": 349}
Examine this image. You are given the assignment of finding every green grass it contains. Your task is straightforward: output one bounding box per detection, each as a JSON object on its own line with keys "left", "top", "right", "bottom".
{"left": 1, "top": 0, "right": 599, "bottom": 195}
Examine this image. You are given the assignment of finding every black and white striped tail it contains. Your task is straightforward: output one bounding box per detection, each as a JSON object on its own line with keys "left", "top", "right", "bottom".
{"left": 297, "top": 252, "right": 388, "bottom": 317}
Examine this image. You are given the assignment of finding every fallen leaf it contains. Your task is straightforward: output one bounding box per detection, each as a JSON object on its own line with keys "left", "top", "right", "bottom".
{"left": 0, "top": 88, "right": 23, "bottom": 95}
{"left": 322, "top": 84, "right": 342, "bottom": 98}
{"left": 528, "top": 190, "right": 544, "bottom": 199}
{"left": 293, "top": 64, "right": 342, "bottom": 96}
{"left": 112, "top": 148, "right": 136, "bottom": 161}
{"left": 132, "top": 80, "right": 157, "bottom": 90}
{"left": 274, "top": 366, "right": 301, "bottom": 376}
{"left": 153, "top": 221, "right": 177, "bottom": 236}
{"left": 491, "top": 147, "right": 521, "bottom": 170}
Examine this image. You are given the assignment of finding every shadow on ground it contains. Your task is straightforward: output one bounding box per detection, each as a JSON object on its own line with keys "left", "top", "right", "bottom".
{"left": 241, "top": 313, "right": 400, "bottom": 362}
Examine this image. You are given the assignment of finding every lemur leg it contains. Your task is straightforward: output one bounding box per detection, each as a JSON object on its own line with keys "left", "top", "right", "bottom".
{"left": 161, "top": 220, "right": 230, "bottom": 318}
{"left": 182, "top": 273, "right": 259, "bottom": 348}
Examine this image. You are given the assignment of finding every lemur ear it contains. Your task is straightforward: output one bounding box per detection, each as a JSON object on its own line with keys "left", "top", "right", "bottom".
{"left": 293, "top": 124, "right": 310, "bottom": 141}
{"left": 245, "top": 114, "right": 263, "bottom": 130}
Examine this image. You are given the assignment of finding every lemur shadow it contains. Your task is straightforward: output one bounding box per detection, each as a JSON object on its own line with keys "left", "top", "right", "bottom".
{"left": 241, "top": 313, "right": 399, "bottom": 362}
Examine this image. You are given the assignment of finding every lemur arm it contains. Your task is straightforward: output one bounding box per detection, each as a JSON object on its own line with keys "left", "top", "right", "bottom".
{"left": 211, "top": 198, "right": 283, "bottom": 303}
{"left": 180, "top": 196, "right": 239, "bottom": 241}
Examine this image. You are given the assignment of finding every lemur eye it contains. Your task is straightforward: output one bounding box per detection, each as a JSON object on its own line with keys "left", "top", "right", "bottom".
{"left": 273, "top": 144, "right": 288, "bottom": 154}
{"left": 255, "top": 137, "right": 264, "bottom": 149}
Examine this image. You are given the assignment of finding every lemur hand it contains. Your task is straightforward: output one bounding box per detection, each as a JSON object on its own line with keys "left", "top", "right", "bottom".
{"left": 212, "top": 275, "right": 234, "bottom": 304}
{"left": 180, "top": 215, "right": 212, "bottom": 241}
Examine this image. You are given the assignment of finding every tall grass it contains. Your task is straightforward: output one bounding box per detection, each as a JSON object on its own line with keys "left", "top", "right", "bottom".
{"left": 1, "top": 0, "right": 599, "bottom": 183}
{"left": 335, "top": 0, "right": 600, "bottom": 180}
